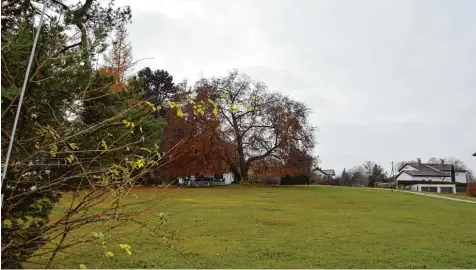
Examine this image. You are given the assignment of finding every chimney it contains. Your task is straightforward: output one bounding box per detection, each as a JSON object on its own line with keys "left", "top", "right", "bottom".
{"left": 440, "top": 159, "right": 444, "bottom": 166}
{"left": 417, "top": 158, "right": 421, "bottom": 165}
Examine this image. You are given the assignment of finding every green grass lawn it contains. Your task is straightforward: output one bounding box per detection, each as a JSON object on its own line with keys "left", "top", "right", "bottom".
{"left": 27, "top": 185, "right": 476, "bottom": 269}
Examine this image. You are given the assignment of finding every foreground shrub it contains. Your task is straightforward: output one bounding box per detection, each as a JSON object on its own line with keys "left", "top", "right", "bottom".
{"left": 246, "top": 175, "right": 280, "bottom": 185}
{"left": 466, "top": 183, "right": 476, "bottom": 197}
{"left": 261, "top": 176, "right": 280, "bottom": 185}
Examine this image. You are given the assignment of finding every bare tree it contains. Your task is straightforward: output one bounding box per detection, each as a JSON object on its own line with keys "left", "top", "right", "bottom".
{"left": 362, "top": 161, "right": 376, "bottom": 179}
{"left": 347, "top": 165, "right": 369, "bottom": 187}
{"left": 395, "top": 160, "right": 417, "bottom": 171}
{"left": 207, "top": 70, "right": 315, "bottom": 182}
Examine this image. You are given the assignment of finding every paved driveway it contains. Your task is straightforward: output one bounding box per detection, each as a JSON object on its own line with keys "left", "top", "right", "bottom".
{"left": 399, "top": 190, "right": 476, "bottom": 204}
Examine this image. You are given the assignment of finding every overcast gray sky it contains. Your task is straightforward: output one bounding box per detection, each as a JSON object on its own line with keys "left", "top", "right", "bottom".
{"left": 116, "top": 0, "right": 476, "bottom": 174}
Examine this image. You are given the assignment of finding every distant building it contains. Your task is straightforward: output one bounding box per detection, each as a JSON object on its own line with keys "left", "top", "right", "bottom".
{"left": 312, "top": 168, "right": 335, "bottom": 179}
{"left": 396, "top": 158, "right": 469, "bottom": 183}
{"left": 395, "top": 158, "right": 469, "bottom": 194}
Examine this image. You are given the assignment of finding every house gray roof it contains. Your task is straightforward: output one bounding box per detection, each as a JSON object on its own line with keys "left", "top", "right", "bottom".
{"left": 312, "top": 168, "right": 335, "bottom": 176}
{"left": 401, "top": 170, "right": 449, "bottom": 177}
{"left": 397, "top": 162, "right": 466, "bottom": 178}
{"left": 322, "top": 169, "right": 335, "bottom": 176}
{"left": 424, "top": 163, "right": 466, "bottom": 172}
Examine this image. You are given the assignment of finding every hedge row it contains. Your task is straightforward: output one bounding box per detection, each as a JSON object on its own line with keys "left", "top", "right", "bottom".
{"left": 397, "top": 181, "right": 467, "bottom": 187}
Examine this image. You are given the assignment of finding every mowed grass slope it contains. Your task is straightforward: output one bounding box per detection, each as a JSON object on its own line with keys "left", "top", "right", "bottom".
{"left": 30, "top": 186, "right": 476, "bottom": 269}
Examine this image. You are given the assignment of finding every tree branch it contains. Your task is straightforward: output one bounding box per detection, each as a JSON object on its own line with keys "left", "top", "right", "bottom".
{"left": 50, "top": 0, "right": 70, "bottom": 11}
{"left": 52, "top": 42, "right": 82, "bottom": 58}
{"left": 246, "top": 142, "right": 279, "bottom": 167}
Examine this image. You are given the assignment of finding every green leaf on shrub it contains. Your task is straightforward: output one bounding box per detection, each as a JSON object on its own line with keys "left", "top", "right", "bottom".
{"left": 3, "top": 219, "right": 13, "bottom": 229}
{"left": 120, "top": 244, "right": 132, "bottom": 256}
{"left": 69, "top": 142, "right": 79, "bottom": 150}
{"left": 79, "top": 264, "right": 87, "bottom": 269}
{"left": 177, "top": 107, "right": 184, "bottom": 118}
{"left": 50, "top": 145, "right": 58, "bottom": 157}
{"left": 100, "top": 140, "right": 108, "bottom": 150}
{"left": 66, "top": 154, "right": 75, "bottom": 164}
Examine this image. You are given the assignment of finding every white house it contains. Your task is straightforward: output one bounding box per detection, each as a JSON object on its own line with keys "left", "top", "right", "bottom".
{"left": 312, "top": 168, "right": 336, "bottom": 179}
{"left": 395, "top": 158, "right": 469, "bottom": 194}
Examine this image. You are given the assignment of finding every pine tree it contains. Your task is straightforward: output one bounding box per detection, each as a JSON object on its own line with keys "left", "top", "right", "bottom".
{"left": 451, "top": 165, "right": 456, "bottom": 182}
{"left": 341, "top": 168, "right": 351, "bottom": 186}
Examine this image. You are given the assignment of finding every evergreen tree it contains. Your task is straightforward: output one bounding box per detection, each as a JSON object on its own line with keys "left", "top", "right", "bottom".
{"left": 369, "top": 164, "right": 386, "bottom": 187}
{"left": 340, "top": 168, "right": 351, "bottom": 186}
{"left": 451, "top": 165, "right": 456, "bottom": 182}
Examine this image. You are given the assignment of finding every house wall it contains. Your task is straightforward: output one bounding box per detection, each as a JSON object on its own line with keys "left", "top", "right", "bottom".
{"left": 412, "top": 176, "right": 446, "bottom": 182}
{"left": 455, "top": 172, "right": 467, "bottom": 183}
{"left": 396, "top": 172, "right": 412, "bottom": 181}
{"left": 440, "top": 172, "right": 467, "bottom": 183}
{"left": 313, "top": 171, "right": 327, "bottom": 178}
{"left": 396, "top": 172, "right": 444, "bottom": 181}
{"left": 397, "top": 172, "right": 468, "bottom": 183}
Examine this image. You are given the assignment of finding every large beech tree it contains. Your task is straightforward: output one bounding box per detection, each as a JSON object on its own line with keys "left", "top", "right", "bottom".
{"left": 208, "top": 70, "right": 316, "bottom": 182}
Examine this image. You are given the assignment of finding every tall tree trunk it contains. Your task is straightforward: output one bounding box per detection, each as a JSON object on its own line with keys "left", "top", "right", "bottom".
{"left": 232, "top": 115, "right": 247, "bottom": 182}
{"left": 236, "top": 135, "right": 247, "bottom": 182}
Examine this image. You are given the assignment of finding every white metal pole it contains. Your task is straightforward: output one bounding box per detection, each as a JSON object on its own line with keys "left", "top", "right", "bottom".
{"left": 1, "top": 0, "right": 50, "bottom": 206}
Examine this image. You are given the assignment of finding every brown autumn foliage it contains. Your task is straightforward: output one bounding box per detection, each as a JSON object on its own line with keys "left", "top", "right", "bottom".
{"left": 207, "top": 70, "right": 316, "bottom": 182}
{"left": 102, "top": 25, "right": 133, "bottom": 93}
{"left": 466, "top": 183, "right": 476, "bottom": 197}
{"left": 249, "top": 149, "right": 313, "bottom": 177}
{"left": 158, "top": 72, "right": 316, "bottom": 182}
{"left": 98, "top": 67, "right": 124, "bottom": 93}
{"left": 161, "top": 85, "right": 238, "bottom": 179}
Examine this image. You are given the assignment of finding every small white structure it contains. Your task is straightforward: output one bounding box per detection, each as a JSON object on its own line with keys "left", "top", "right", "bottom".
{"left": 223, "top": 172, "right": 234, "bottom": 184}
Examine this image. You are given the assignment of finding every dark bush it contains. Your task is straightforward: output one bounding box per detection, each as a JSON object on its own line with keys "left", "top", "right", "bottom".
{"left": 245, "top": 175, "right": 280, "bottom": 185}
{"left": 262, "top": 176, "right": 280, "bottom": 185}
{"left": 280, "top": 174, "right": 310, "bottom": 185}
{"left": 2, "top": 184, "right": 61, "bottom": 269}
{"left": 397, "top": 181, "right": 467, "bottom": 187}
{"left": 319, "top": 178, "right": 340, "bottom": 186}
